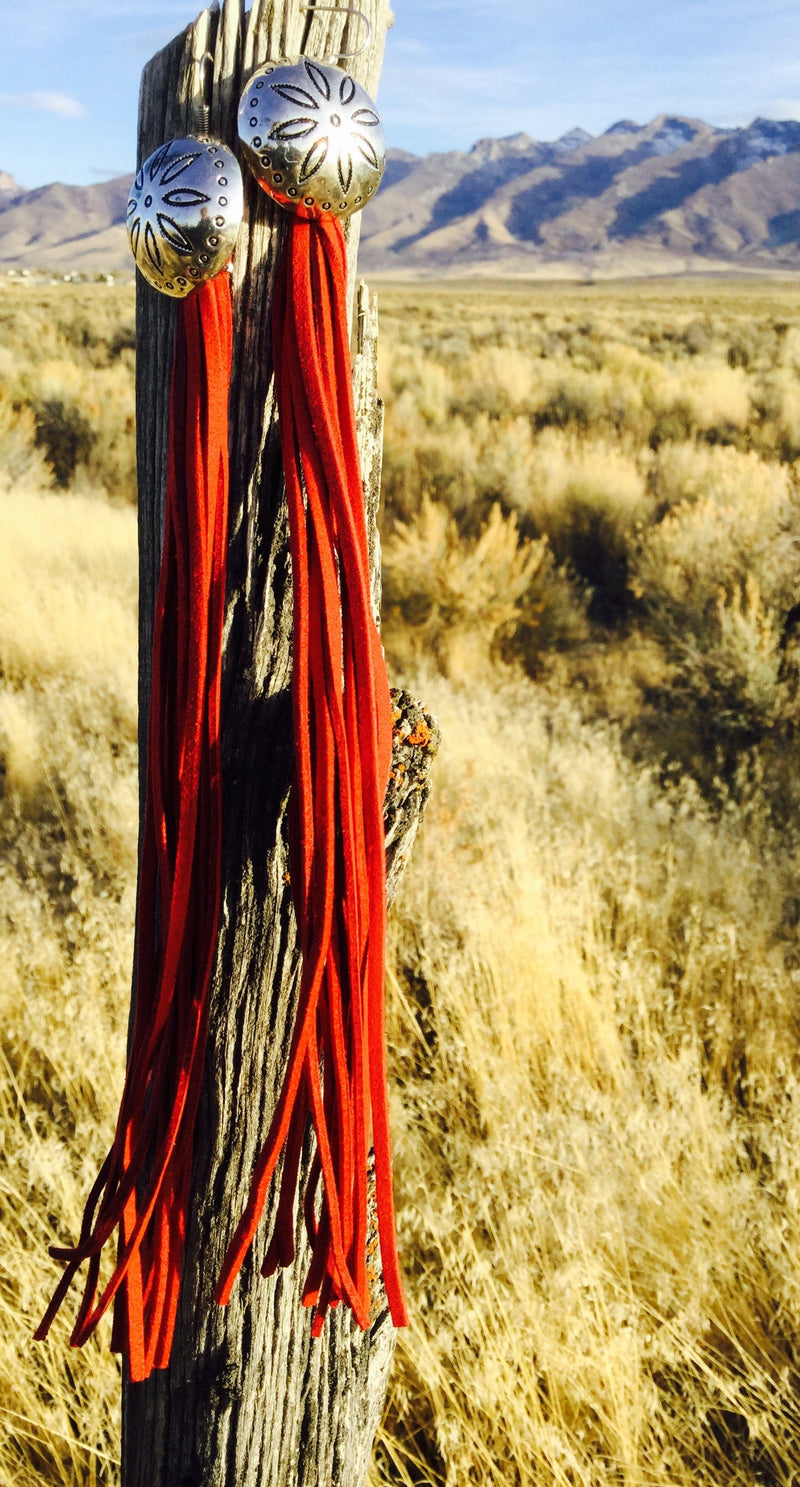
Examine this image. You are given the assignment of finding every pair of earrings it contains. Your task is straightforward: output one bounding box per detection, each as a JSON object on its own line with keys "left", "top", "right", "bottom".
{"left": 37, "top": 44, "right": 400, "bottom": 1385}
{"left": 126, "top": 56, "right": 385, "bottom": 293}
{"left": 77, "top": 51, "right": 402, "bottom": 1376}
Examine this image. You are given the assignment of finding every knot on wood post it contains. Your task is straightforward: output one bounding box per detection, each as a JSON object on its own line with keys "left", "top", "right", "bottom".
{"left": 385, "top": 688, "right": 440, "bottom": 904}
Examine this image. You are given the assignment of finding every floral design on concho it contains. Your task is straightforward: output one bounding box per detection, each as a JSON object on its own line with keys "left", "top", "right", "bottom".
{"left": 239, "top": 60, "right": 385, "bottom": 219}
{"left": 128, "top": 145, "right": 208, "bottom": 274}
{"left": 126, "top": 138, "right": 243, "bottom": 299}
{"left": 269, "top": 60, "right": 381, "bottom": 192}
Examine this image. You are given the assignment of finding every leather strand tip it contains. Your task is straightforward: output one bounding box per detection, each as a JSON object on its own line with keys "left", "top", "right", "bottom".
{"left": 215, "top": 1232, "right": 252, "bottom": 1306}
{"left": 126, "top": 1346, "right": 151, "bottom": 1384}
{"left": 389, "top": 1294, "right": 410, "bottom": 1330}
{"left": 214, "top": 1276, "right": 233, "bottom": 1308}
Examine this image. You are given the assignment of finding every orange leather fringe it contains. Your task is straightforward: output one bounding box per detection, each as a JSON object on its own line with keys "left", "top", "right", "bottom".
{"left": 36, "top": 273, "right": 233, "bottom": 1381}
{"left": 216, "top": 215, "right": 407, "bottom": 1335}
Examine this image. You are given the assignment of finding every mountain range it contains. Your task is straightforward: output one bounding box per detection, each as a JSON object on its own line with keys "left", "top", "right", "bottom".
{"left": 3, "top": 115, "right": 800, "bottom": 278}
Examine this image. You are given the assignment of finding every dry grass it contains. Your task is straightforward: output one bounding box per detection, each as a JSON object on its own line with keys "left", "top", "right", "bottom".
{"left": 375, "top": 676, "right": 800, "bottom": 1486}
{"left": 0, "top": 282, "right": 136, "bottom": 501}
{"left": 3, "top": 278, "right": 800, "bottom": 1485}
{"left": 0, "top": 482, "right": 135, "bottom": 1484}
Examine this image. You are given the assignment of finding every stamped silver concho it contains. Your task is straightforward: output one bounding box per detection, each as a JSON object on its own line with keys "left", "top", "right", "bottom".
{"left": 127, "top": 138, "right": 243, "bottom": 298}
{"left": 237, "top": 59, "right": 385, "bottom": 219}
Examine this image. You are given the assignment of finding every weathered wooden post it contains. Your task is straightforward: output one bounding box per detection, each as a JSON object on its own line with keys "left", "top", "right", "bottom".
{"left": 124, "top": 2, "right": 437, "bottom": 1483}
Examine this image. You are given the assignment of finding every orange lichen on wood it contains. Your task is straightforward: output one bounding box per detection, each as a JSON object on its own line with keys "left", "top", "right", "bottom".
{"left": 405, "top": 720, "right": 431, "bottom": 748}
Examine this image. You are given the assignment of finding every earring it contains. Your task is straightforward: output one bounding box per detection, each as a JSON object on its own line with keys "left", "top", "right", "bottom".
{"left": 238, "top": 57, "right": 384, "bottom": 218}
{"left": 36, "top": 136, "right": 243, "bottom": 1383}
{"left": 215, "top": 59, "right": 408, "bottom": 1341}
{"left": 127, "top": 134, "right": 242, "bottom": 294}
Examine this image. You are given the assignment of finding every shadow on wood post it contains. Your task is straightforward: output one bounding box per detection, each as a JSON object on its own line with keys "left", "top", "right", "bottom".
{"left": 123, "top": 2, "right": 439, "bottom": 1484}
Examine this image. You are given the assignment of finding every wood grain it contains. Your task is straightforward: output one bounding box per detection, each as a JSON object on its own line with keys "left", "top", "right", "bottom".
{"left": 123, "top": 4, "right": 436, "bottom": 1484}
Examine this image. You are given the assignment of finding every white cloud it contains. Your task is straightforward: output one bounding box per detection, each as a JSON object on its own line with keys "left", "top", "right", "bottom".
{"left": 0, "top": 90, "right": 86, "bottom": 117}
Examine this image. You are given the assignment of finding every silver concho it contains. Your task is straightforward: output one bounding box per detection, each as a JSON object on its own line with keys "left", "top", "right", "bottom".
{"left": 127, "top": 137, "right": 243, "bottom": 298}
{"left": 237, "top": 59, "right": 385, "bottom": 219}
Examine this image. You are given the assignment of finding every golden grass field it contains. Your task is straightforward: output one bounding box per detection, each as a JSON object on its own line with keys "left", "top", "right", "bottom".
{"left": 3, "top": 276, "right": 800, "bottom": 1485}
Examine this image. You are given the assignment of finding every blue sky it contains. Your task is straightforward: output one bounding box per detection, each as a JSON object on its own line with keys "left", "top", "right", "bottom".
{"left": 0, "top": 0, "right": 798, "bottom": 187}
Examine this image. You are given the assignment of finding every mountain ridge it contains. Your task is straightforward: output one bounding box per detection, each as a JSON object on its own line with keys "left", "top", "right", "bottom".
{"left": 2, "top": 115, "right": 800, "bottom": 279}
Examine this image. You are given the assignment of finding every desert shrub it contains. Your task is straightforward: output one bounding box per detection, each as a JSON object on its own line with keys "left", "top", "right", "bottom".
{"left": 671, "top": 359, "right": 752, "bottom": 437}
{"left": 383, "top": 499, "right": 546, "bottom": 677}
{"left": 32, "top": 395, "right": 97, "bottom": 486}
{"left": 530, "top": 363, "right": 621, "bottom": 436}
{"left": 629, "top": 462, "right": 800, "bottom": 771}
{"left": 505, "top": 548, "right": 593, "bottom": 669}
{"left": 649, "top": 440, "right": 791, "bottom": 514}
{"left": 647, "top": 363, "right": 752, "bottom": 451}
{"left": 0, "top": 387, "right": 51, "bottom": 490}
{"left": 27, "top": 361, "right": 136, "bottom": 500}
{"left": 635, "top": 473, "right": 798, "bottom": 626}
{"left": 382, "top": 409, "right": 484, "bottom": 523}
{"left": 0, "top": 284, "right": 137, "bottom": 500}
{"left": 464, "top": 344, "right": 537, "bottom": 413}
{"left": 518, "top": 433, "right": 651, "bottom": 620}
{"left": 757, "top": 367, "right": 800, "bottom": 457}
{"left": 79, "top": 365, "right": 137, "bottom": 501}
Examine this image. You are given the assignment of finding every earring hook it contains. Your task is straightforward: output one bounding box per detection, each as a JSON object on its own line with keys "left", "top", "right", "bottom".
{"left": 190, "top": 51, "right": 215, "bottom": 133}
{"left": 300, "top": 5, "right": 373, "bottom": 60}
